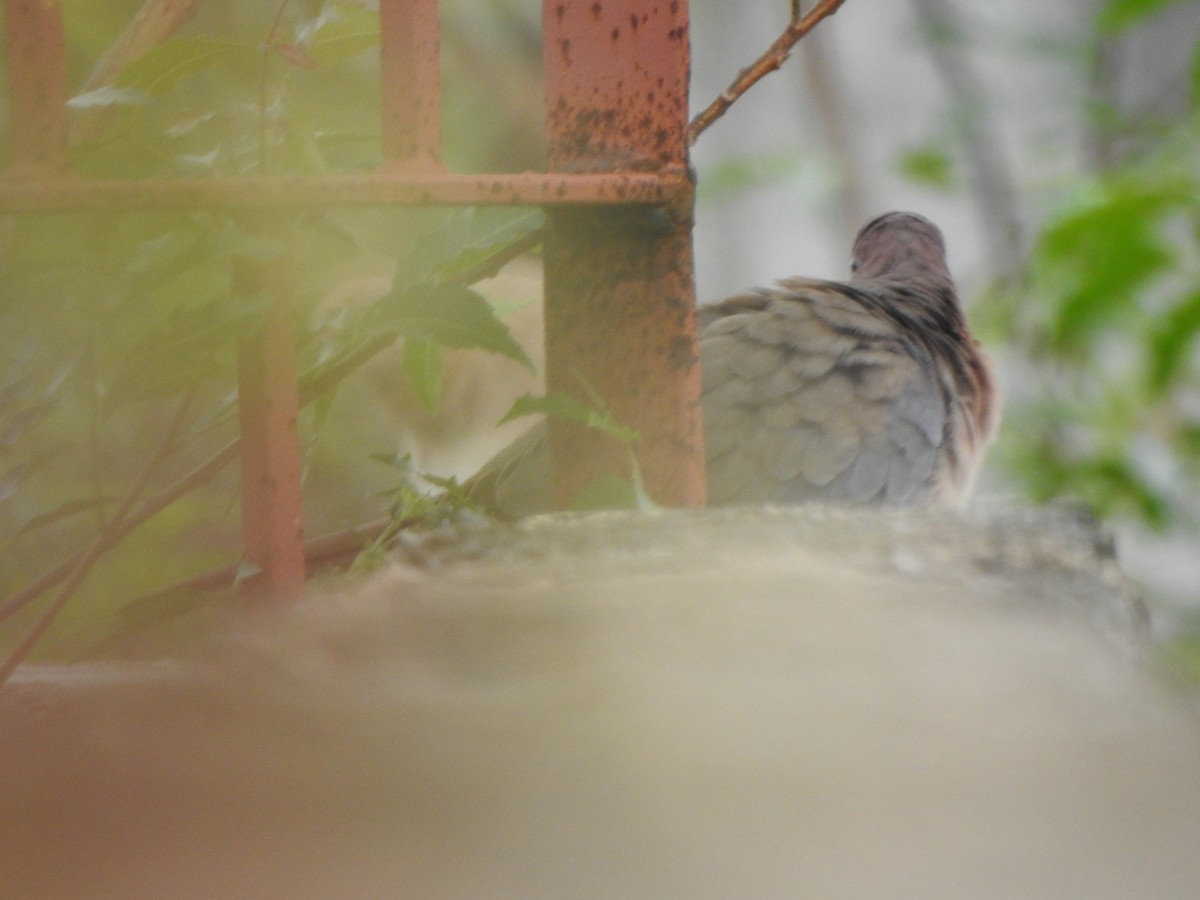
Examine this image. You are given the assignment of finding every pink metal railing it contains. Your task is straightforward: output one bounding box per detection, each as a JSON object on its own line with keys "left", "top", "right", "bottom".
{"left": 0, "top": 0, "right": 705, "bottom": 594}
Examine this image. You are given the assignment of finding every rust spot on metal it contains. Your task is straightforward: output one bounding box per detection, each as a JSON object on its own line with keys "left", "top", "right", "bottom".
{"left": 542, "top": 0, "right": 704, "bottom": 509}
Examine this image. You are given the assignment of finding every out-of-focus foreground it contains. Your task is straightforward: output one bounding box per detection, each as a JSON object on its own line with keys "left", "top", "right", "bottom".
{"left": 3, "top": 507, "right": 1199, "bottom": 899}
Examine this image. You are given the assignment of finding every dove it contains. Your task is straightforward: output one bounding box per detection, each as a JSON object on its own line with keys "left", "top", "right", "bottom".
{"left": 466, "top": 211, "right": 999, "bottom": 515}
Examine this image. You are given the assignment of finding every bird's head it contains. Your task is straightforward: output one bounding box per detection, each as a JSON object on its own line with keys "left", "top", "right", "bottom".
{"left": 849, "top": 211, "right": 953, "bottom": 286}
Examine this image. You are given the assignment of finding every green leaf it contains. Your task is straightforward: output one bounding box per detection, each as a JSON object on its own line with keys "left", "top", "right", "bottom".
{"left": 394, "top": 208, "right": 544, "bottom": 291}
{"left": 301, "top": 5, "right": 381, "bottom": 66}
{"left": 897, "top": 146, "right": 956, "bottom": 190}
{"left": 569, "top": 465, "right": 657, "bottom": 512}
{"left": 570, "top": 472, "right": 641, "bottom": 511}
{"left": 403, "top": 337, "right": 443, "bottom": 412}
{"left": 1145, "top": 288, "right": 1200, "bottom": 395}
{"left": 67, "top": 85, "right": 148, "bottom": 109}
{"left": 430, "top": 208, "right": 545, "bottom": 284}
{"left": 1097, "top": 0, "right": 1181, "bottom": 33}
{"left": 372, "top": 283, "right": 534, "bottom": 370}
{"left": 499, "top": 391, "right": 640, "bottom": 445}
{"left": 1035, "top": 186, "right": 1175, "bottom": 355}
{"left": 115, "top": 37, "right": 253, "bottom": 96}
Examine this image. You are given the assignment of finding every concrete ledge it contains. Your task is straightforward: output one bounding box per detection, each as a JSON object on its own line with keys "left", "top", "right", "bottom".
{"left": 2, "top": 505, "right": 1197, "bottom": 898}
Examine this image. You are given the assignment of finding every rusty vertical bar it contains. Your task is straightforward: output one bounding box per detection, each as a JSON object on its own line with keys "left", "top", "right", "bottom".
{"left": 235, "top": 251, "right": 306, "bottom": 598}
{"left": 541, "top": 0, "right": 705, "bottom": 509}
{"left": 2, "top": 0, "right": 69, "bottom": 172}
{"left": 378, "top": 0, "right": 441, "bottom": 169}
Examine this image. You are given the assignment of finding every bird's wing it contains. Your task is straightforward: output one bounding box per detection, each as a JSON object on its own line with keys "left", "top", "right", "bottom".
{"left": 700, "top": 281, "right": 947, "bottom": 505}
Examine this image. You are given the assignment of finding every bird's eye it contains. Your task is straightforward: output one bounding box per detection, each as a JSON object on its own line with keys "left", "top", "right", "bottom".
{"left": 850, "top": 259, "right": 859, "bottom": 273}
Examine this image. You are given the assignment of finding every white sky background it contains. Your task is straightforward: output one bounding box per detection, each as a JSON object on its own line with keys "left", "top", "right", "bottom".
{"left": 688, "top": 0, "right": 1194, "bottom": 298}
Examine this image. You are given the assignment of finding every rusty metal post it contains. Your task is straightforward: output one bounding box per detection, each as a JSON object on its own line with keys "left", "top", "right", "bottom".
{"left": 541, "top": 0, "right": 706, "bottom": 509}
{"left": 379, "top": 0, "right": 441, "bottom": 169}
{"left": 235, "top": 250, "right": 306, "bottom": 598}
{"left": 2, "top": 0, "right": 69, "bottom": 173}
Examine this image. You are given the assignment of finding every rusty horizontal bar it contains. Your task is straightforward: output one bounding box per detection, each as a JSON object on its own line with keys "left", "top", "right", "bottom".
{"left": 0, "top": 170, "right": 691, "bottom": 213}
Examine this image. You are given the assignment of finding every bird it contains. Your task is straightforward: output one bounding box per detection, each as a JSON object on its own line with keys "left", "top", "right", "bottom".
{"left": 464, "top": 211, "right": 999, "bottom": 516}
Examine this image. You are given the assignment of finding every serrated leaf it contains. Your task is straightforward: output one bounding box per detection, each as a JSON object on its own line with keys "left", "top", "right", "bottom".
{"left": 498, "top": 392, "right": 640, "bottom": 445}
{"left": 403, "top": 337, "right": 443, "bottom": 412}
{"left": 115, "top": 37, "right": 253, "bottom": 96}
{"left": 67, "top": 85, "right": 148, "bottom": 109}
{"left": 373, "top": 283, "right": 534, "bottom": 370}
{"left": 428, "top": 208, "right": 546, "bottom": 284}
{"left": 394, "top": 208, "right": 544, "bottom": 291}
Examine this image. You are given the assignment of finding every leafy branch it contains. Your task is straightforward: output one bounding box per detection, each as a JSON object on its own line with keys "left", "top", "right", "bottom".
{"left": 0, "top": 390, "right": 196, "bottom": 686}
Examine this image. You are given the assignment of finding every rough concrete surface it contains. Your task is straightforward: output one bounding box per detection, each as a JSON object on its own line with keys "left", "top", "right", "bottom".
{"left": 2, "top": 505, "right": 1199, "bottom": 899}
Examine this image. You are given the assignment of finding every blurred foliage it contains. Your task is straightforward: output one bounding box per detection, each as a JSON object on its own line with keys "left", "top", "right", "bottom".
{"left": 896, "top": 145, "right": 956, "bottom": 191}
{"left": 0, "top": 1, "right": 544, "bottom": 657}
{"left": 968, "top": 0, "right": 1200, "bottom": 532}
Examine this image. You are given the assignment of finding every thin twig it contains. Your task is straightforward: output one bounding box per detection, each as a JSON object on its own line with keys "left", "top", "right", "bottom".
{"left": 687, "top": 0, "right": 847, "bottom": 146}
{"left": 0, "top": 393, "right": 196, "bottom": 687}
{"left": 0, "top": 330, "right": 414, "bottom": 628}
{"left": 0, "top": 438, "right": 239, "bottom": 627}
